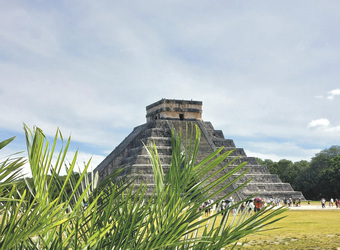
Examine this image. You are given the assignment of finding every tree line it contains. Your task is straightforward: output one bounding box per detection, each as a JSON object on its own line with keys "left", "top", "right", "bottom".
{"left": 257, "top": 145, "right": 340, "bottom": 200}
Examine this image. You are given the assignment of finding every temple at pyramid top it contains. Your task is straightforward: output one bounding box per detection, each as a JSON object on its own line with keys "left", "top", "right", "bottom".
{"left": 146, "top": 99, "right": 203, "bottom": 122}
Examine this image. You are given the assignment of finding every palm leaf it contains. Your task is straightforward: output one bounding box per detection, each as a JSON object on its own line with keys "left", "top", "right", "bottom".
{"left": 144, "top": 123, "right": 287, "bottom": 248}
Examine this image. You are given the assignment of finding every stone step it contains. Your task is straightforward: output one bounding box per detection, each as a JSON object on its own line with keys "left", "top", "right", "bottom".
{"left": 205, "top": 130, "right": 225, "bottom": 140}
{"left": 129, "top": 174, "right": 157, "bottom": 184}
{"left": 140, "top": 137, "right": 172, "bottom": 147}
{"left": 127, "top": 145, "right": 172, "bottom": 157}
{"left": 219, "top": 148, "right": 247, "bottom": 157}
{"left": 122, "top": 155, "right": 172, "bottom": 165}
{"left": 242, "top": 190, "right": 305, "bottom": 199}
{"left": 241, "top": 183, "right": 294, "bottom": 192}
{"left": 213, "top": 139, "right": 236, "bottom": 148}
{"left": 131, "top": 183, "right": 156, "bottom": 194}
{"left": 148, "top": 120, "right": 172, "bottom": 129}
{"left": 223, "top": 164, "right": 264, "bottom": 172}
{"left": 121, "top": 137, "right": 170, "bottom": 148}
{"left": 143, "top": 127, "right": 172, "bottom": 138}
{"left": 222, "top": 156, "right": 258, "bottom": 166}
{"left": 231, "top": 174, "right": 282, "bottom": 183}
{"left": 202, "top": 122, "right": 224, "bottom": 137}
{"left": 212, "top": 130, "right": 225, "bottom": 139}
{"left": 129, "top": 164, "right": 170, "bottom": 175}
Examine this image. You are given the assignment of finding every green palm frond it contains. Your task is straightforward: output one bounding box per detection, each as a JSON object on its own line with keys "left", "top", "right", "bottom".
{"left": 0, "top": 123, "right": 286, "bottom": 249}
{"left": 0, "top": 136, "right": 25, "bottom": 200}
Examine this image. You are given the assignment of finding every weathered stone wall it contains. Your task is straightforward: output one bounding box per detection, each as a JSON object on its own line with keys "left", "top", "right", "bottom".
{"left": 146, "top": 99, "right": 202, "bottom": 122}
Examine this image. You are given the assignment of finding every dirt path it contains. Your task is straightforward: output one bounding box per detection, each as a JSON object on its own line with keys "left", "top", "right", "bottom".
{"left": 289, "top": 204, "right": 340, "bottom": 210}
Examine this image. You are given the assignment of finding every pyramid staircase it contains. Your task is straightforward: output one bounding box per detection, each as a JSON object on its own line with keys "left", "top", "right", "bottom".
{"left": 95, "top": 119, "right": 305, "bottom": 201}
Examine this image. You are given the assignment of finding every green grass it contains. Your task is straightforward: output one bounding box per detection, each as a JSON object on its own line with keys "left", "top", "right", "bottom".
{"left": 239, "top": 209, "right": 340, "bottom": 249}
{"left": 195, "top": 203, "right": 340, "bottom": 249}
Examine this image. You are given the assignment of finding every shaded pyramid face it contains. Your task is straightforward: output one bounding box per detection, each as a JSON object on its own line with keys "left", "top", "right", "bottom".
{"left": 94, "top": 99, "right": 305, "bottom": 201}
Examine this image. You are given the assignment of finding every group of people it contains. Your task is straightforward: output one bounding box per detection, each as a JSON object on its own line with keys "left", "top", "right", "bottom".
{"left": 199, "top": 197, "right": 264, "bottom": 216}
{"left": 199, "top": 196, "right": 340, "bottom": 216}
{"left": 200, "top": 199, "right": 214, "bottom": 216}
{"left": 199, "top": 198, "right": 235, "bottom": 216}
{"left": 282, "top": 197, "right": 302, "bottom": 207}
{"left": 199, "top": 196, "right": 306, "bottom": 216}
{"left": 320, "top": 198, "right": 340, "bottom": 208}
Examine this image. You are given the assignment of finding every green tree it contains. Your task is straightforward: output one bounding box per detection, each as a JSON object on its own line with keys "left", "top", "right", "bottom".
{"left": 308, "top": 146, "right": 340, "bottom": 199}
{"left": 319, "top": 155, "right": 340, "bottom": 198}
{"left": 257, "top": 146, "right": 340, "bottom": 200}
{"left": 319, "top": 145, "right": 340, "bottom": 159}
{"left": 291, "top": 160, "right": 310, "bottom": 193}
{"left": 276, "top": 159, "right": 294, "bottom": 183}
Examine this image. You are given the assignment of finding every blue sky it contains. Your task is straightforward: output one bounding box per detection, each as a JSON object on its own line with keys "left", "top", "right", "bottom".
{"left": 1, "top": 1, "right": 340, "bottom": 175}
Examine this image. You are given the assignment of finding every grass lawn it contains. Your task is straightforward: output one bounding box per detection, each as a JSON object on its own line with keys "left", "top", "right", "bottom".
{"left": 239, "top": 208, "right": 340, "bottom": 249}
{"left": 196, "top": 201, "right": 340, "bottom": 249}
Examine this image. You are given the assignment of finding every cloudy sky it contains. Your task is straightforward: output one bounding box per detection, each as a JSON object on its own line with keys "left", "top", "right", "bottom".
{"left": 1, "top": 1, "right": 340, "bottom": 175}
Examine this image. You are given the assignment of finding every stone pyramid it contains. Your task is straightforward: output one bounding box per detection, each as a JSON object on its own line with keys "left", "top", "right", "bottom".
{"left": 94, "top": 99, "right": 305, "bottom": 201}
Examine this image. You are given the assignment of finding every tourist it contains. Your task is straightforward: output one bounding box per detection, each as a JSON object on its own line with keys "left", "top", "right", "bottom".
{"left": 240, "top": 202, "right": 246, "bottom": 213}
{"left": 221, "top": 200, "right": 227, "bottom": 215}
{"left": 288, "top": 198, "right": 292, "bottom": 207}
{"left": 249, "top": 200, "right": 255, "bottom": 213}
{"left": 276, "top": 197, "right": 281, "bottom": 206}
{"left": 204, "top": 201, "right": 211, "bottom": 216}
{"left": 210, "top": 199, "right": 214, "bottom": 211}
{"left": 254, "top": 198, "right": 262, "bottom": 212}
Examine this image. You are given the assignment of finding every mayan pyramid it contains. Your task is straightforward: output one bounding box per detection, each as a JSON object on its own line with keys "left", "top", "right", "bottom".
{"left": 94, "top": 99, "right": 305, "bottom": 201}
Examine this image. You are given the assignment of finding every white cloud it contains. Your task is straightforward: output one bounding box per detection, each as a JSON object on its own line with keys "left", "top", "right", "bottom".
{"left": 327, "top": 89, "right": 340, "bottom": 100}
{"left": 315, "top": 89, "right": 340, "bottom": 100}
{"left": 1, "top": 1, "right": 340, "bottom": 164}
{"left": 307, "top": 118, "right": 330, "bottom": 129}
{"left": 244, "top": 141, "right": 320, "bottom": 162}
{"left": 307, "top": 118, "right": 340, "bottom": 134}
